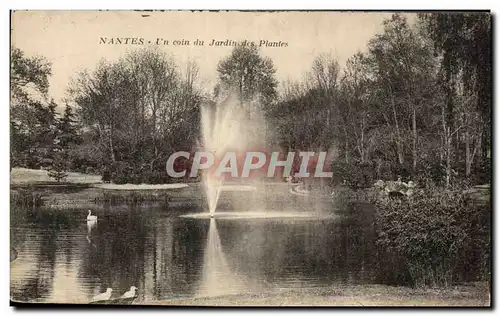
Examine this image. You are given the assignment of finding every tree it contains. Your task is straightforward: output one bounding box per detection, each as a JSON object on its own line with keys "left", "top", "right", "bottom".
{"left": 367, "top": 14, "right": 437, "bottom": 170}
{"left": 338, "top": 53, "right": 374, "bottom": 164}
{"left": 309, "top": 53, "right": 340, "bottom": 151}
{"left": 10, "top": 47, "right": 55, "bottom": 168}
{"left": 69, "top": 47, "right": 203, "bottom": 183}
{"left": 10, "top": 47, "right": 51, "bottom": 103}
{"left": 270, "top": 54, "right": 340, "bottom": 154}
{"left": 57, "top": 103, "right": 80, "bottom": 149}
{"left": 47, "top": 151, "right": 68, "bottom": 182}
{"left": 216, "top": 45, "right": 277, "bottom": 113}
{"left": 270, "top": 13, "right": 491, "bottom": 188}
{"left": 421, "top": 12, "right": 492, "bottom": 185}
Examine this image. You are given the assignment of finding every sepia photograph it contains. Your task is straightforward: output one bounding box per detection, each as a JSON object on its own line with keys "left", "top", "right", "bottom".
{"left": 9, "top": 10, "right": 492, "bottom": 307}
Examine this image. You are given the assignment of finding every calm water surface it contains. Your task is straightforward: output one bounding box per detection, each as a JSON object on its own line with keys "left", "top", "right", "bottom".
{"left": 11, "top": 187, "right": 382, "bottom": 303}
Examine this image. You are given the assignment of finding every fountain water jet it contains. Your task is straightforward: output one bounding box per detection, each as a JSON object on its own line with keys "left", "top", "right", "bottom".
{"left": 200, "top": 93, "right": 265, "bottom": 216}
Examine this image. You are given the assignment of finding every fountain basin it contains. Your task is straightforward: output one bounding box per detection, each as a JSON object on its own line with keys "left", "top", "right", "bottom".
{"left": 180, "top": 211, "right": 336, "bottom": 220}
{"left": 217, "top": 185, "right": 257, "bottom": 192}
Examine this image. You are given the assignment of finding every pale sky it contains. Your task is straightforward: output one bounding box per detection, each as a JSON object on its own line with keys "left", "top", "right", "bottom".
{"left": 11, "top": 11, "right": 416, "bottom": 105}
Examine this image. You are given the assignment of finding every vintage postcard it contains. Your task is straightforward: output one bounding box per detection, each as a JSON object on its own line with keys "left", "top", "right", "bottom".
{"left": 10, "top": 10, "right": 491, "bottom": 307}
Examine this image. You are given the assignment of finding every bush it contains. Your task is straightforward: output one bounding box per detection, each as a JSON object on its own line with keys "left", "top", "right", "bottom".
{"left": 415, "top": 162, "right": 446, "bottom": 187}
{"left": 140, "top": 171, "right": 168, "bottom": 184}
{"left": 471, "top": 160, "right": 491, "bottom": 185}
{"left": 85, "top": 166, "right": 96, "bottom": 174}
{"left": 106, "top": 161, "right": 173, "bottom": 185}
{"left": 374, "top": 189, "right": 490, "bottom": 287}
{"left": 101, "top": 166, "right": 111, "bottom": 183}
{"left": 331, "top": 161, "right": 376, "bottom": 189}
{"left": 129, "top": 169, "right": 143, "bottom": 184}
{"left": 110, "top": 161, "right": 134, "bottom": 184}
{"left": 332, "top": 187, "right": 372, "bottom": 206}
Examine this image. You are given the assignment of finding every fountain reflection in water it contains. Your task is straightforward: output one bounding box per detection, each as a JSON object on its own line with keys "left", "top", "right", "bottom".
{"left": 197, "top": 218, "right": 245, "bottom": 297}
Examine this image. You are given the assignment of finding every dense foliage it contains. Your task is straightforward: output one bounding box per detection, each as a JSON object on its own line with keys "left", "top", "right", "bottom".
{"left": 271, "top": 13, "right": 491, "bottom": 188}
{"left": 374, "top": 190, "right": 490, "bottom": 287}
{"left": 10, "top": 13, "right": 491, "bottom": 188}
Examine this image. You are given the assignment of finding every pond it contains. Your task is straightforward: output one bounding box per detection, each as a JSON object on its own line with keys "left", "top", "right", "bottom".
{"left": 10, "top": 184, "right": 384, "bottom": 304}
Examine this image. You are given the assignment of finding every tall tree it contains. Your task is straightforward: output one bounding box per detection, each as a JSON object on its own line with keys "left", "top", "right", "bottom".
{"left": 10, "top": 47, "right": 51, "bottom": 103}
{"left": 367, "top": 14, "right": 437, "bottom": 171}
{"left": 57, "top": 103, "right": 79, "bottom": 149}
{"left": 10, "top": 47, "right": 54, "bottom": 168}
{"left": 216, "top": 45, "right": 277, "bottom": 113}
{"left": 421, "top": 12, "right": 492, "bottom": 184}
{"left": 338, "top": 53, "right": 374, "bottom": 164}
{"left": 69, "top": 47, "right": 203, "bottom": 181}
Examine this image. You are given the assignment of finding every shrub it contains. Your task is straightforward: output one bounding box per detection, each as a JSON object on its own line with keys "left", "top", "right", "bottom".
{"left": 140, "top": 171, "right": 168, "bottom": 184}
{"left": 47, "top": 152, "right": 68, "bottom": 182}
{"left": 101, "top": 166, "right": 112, "bottom": 183}
{"left": 110, "top": 162, "right": 134, "bottom": 184}
{"left": 374, "top": 189, "right": 490, "bottom": 287}
{"left": 102, "top": 160, "right": 177, "bottom": 185}
{"left": 471, "top": 160, "right": 491, "bottom": 185}
{"left": 415, "top": 162, "right": 446, "bottom": 187}
{"left": 85, "top": 166, "right": 96, "bottom": 174}
{"left": 332, "top": 187, "right": 372, "bottom": 206}
{"left": 331, "top": 161, "right": 377, "bottom": 189}
{"left": 25, "top": 155, "right": 42, "bottom": 170}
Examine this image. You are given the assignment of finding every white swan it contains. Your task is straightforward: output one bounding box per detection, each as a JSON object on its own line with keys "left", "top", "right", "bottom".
{"left": 120, "top": 286, "right": 137, "bottom": 299}
{"left": 91, "top": 288, "right": 112, "bottom": 302}
{"left": 87, "top": 210, "right": 97, "bottom": 222}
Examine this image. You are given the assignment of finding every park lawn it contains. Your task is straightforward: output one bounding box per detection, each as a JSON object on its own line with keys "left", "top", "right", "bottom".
{"left": 10, "top": 168, "right": 194, "bottom": 208}
{"left": 93, "top": 183, "right": 189, "bottom": 190}
{"left": 10, "top": 168, "right": 102, "bottom": 184}
{"left": 10, "top": 168, "right": 190, "bottom": 190}
{"left": 152, "top": 283, "right": 490, "bottom": 307}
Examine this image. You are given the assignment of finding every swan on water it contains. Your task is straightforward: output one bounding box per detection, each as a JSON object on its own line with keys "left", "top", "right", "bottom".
{"left": 120, "top": 286, "right": 137, "bottom": 299}
{"left": 87, "top": 210, "right": 97, "bottom": 221}
{"left": 91, "top": 288, "right": 112, "bottom": 302}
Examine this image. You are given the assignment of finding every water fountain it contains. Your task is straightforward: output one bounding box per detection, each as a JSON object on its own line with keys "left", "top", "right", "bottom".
{"left": 190, "top": 92, "right": 336, "bottom": 298}
{"left": 194, "top": 93, "right": 266, "bottom": 297}
{"left": 180, "top": 92, "right": 336, "bottom": 220}
{"left": 199, "top": 93, "right": 263, "bottom": 217}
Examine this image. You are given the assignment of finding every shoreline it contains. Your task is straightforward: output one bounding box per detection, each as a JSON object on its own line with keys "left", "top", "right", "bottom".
{"left": 10, "top": 183, "right": 199, "bottom": 209}
{"left": 9, "top": 283, "right": 490, "bottom": 306}
{"left": 147, "top": 283, "right": 491, "bottom": 307}
{"left": 9, "top": 168, "right": 296, "bottom": 208}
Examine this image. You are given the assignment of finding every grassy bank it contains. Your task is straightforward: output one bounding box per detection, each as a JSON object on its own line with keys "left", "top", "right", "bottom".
{"left": 10, "top": 168, "right": 197, "bottom": 208}
{"left": 10, "top": 167, "right": 102, "bottom": 184}
{"left": 93, "top": 183, "right": 189, "bottom": 190}
{"left": 150, "top": 283, "right": 490, "bottom": 307}
{"left": 10, "top": 185, "right": 199, "bottom": 209}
